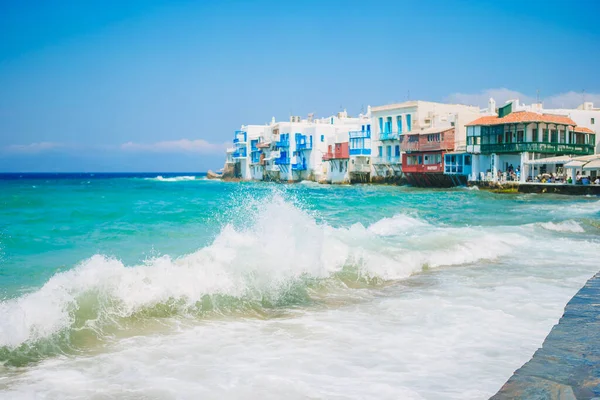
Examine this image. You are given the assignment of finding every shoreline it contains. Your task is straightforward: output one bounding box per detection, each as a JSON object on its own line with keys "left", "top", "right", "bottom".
{"left": 213, "top": 176, "right": 600, "bottom": 195}
{"left": 491, "top": 271, "right": 600, "bottom": 399}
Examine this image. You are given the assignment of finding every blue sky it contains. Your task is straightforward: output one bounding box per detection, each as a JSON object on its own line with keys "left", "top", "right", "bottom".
{"left": 1, "top": 0, "right": 599, "bottom": 172}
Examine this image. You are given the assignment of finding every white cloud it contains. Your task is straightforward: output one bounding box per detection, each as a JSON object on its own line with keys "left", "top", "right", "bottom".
{"left": 120, "top": 139, "right": 227, "bottom": 154}
{"left": 446, "top": 88, "right": 600, "bottom": 109}
{"left": 446, "top": 88, "right": 534, "bottom": 108}
{"left": 3, "top": 142, "right": 68, "bottom": 154}
{"left": 544, "top": 91, "right": 600, "bottom": 109}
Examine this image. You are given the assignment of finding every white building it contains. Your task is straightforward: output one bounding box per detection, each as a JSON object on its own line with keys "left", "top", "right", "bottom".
{"left": 370, "top": 101, "right": 481, "bottom": 181}
{"left": 227, "top": 110, "right": 371, "bottom": 182}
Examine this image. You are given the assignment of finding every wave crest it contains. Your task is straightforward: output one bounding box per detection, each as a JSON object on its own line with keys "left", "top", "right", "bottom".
{"left": 0, "top": 193, "right": 522, "bottom": 365}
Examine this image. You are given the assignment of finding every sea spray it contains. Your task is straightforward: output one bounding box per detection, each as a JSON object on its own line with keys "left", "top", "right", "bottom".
{"left": 0, "top": 190, "right": 530, "bottom": 366}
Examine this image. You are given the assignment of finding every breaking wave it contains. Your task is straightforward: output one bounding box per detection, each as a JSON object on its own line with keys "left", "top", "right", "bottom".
{"left": 539, "top": 220, "right": 585, "bottom": 233}
{"left": 147, "top": 176, "right": 197, "bottom": 182}
{"left": 0, "top": 192, "right": 526, "bottom": 366}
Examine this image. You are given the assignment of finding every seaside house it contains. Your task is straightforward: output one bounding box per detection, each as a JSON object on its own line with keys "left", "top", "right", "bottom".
{"left": 227, "top": 109, "right": 371, "bottom": 182}
{"left": 348, "top": 122, "right": 372, "bottom": 183}
{"left": 401, "top": 126, "right": 458, "bottom": 186}
{"left": 465, "top": 99, "right": 596, "bottom": 183}
{"left": 370, "top": 101, "right": 481, "bottom": 182}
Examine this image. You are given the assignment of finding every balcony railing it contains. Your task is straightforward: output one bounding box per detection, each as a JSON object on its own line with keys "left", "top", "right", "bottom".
{"left": 372, "top": 156, "right": 401, "bottom": 164}
{"left": 380, "top": 131, "right": 400, "bottom": 141}
{"left": 233, "top": 149, "right": 247, "bottom": 159}
{"left": 295, "top": 135, "right": 313, "bottom": 150}
{"left": 322, "top": 151, "right": 350, "bottom": 161}
{"left": 276, "top": 139, "right": 290, "bottom": 147}
{"left": 349, "top": 148, "right": 372, "bottom": 156}
{"left": 274, "top": 156, "right": 290, "bottom": 165}
{"left": 292, "top": 162, "right": 307, "bottom": 171}
{"left": 349, "top": 130, "right": 371, "bottom": 139}
{"left": 481, "top": 142, "right": 594, "bottom": 155}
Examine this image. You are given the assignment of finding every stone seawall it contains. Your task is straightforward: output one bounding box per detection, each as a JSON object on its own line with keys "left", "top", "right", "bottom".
{"left": 518, "top": 184, "right": 600, "bottom": 195}
{"left": 490, "top": 272, "right": 600, "bottom": 399}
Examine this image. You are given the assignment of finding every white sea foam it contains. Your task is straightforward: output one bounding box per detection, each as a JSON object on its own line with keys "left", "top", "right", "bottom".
{"left": 0, "top": 195, "right": 528, "bottom": 349}
{"left": 148, "top": 175, "right": 197, "bottom": 182}
{"left": 539, "top": 220, "right": 585, "bottom": 233}
{"left": 367, "top": 213, "right": 428, "bottom": 235}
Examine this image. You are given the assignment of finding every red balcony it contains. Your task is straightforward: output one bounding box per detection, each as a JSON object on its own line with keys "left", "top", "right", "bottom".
{"left": 322, "top": 143, "right": 349, "bottom": 161}
{"left": 400, "top": 128, "right": 455, "bottom": 153}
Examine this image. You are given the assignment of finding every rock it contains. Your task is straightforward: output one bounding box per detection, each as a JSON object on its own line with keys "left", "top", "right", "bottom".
{"left": 206, "top": 170, "right": 222, "bottom": 179}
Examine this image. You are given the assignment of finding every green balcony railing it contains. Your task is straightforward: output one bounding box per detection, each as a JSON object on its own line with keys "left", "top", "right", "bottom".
{"left": 481, "top": 142, "right": 594, "bottom": 155}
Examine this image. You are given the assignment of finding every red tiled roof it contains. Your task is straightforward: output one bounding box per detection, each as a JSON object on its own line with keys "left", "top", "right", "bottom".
{"left": 466, "top": 111, "right": 577, "bottom": 126}
{"left": 574, "top": 126, "right": 595, "bottom": 134}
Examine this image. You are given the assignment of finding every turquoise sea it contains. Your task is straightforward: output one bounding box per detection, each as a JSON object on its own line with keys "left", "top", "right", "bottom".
{"left": 0, "top": 174, "right": 599, "bottom": 399}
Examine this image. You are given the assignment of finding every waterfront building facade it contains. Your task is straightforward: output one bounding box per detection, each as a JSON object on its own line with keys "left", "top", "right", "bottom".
{"left": 227, "top": 110, "right": 370, "bottom": 182}
{"left": 370, "top": 101, "right": 481, "bottom": 181}
{"left": 465, "top": 100, "right": 596, "bottom": 182}
{"left": 401, "top": 127, "right": 460, "bottom": 186}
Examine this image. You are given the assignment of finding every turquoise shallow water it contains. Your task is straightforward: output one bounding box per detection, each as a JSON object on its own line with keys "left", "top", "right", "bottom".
{"left": 0, "top": 174, "right": 599, "bottom": 399}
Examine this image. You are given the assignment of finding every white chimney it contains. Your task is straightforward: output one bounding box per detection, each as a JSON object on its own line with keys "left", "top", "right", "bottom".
{"left": 488, "top": 98, "right": 496, "bottom": 114}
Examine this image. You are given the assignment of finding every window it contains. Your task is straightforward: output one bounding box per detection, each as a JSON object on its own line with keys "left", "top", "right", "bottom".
{"left": 378, "top": 117, "right": 383, "bottom": 133}
{"left": 592, "top": 118, "right": 595, "bottom": 125}
{"left": 559, "top": 130, "right": 566, "bottom": 143}
{"left": 551, "top": 130, "right": 558, "bottom": 143}
{"left": 397, "top": 116, "right": 402, "bottom": 133}
{"left": 361, "top": 125, "right": 365, "bottom": 131}
{"left": 395, "top": 145, "right": 400, "bottom": 156}
{"left": 427, "top": 133, "right": 440, "bottom": 142}
{"left": 406, "top": 114, "right": 412, "bottom": 131}
{"left": 532, "top": 129, "right": 538, "bottom": 142}
{"left": 505, "top": 132, "right": 512, "bottom": 143}
{"left": 386, "top": 145, "right": 392, "bottom": 158}
{"left": 517, "top": 130, "right": 524, "bottom": 142}
{"left": 475, "top": 137, "right": 480, "bottom": 145}
{"left": 366, "top": 124, "right": 371, "bottom": 133}
{"left": 465, "top": 155, "right": 471, "bottom": 166}
{"left": 320, "top": 135, "right": 324, "bottom": 142}
{"left": 386, "top": 117, "right": 392, "bottom": 133}
{"left": 330, "top": 117, "right": 334, "bottom": 124}
{"left": 543, "top": 129, "right": 549, "bottom": 142}
{"left": 378, "top": 146, "right": 382, "bottom": 157}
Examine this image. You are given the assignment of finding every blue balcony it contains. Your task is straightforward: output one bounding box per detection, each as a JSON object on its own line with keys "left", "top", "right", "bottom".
{"left": 380, "top": 131, "right": 400, "bottom": 141}
{"left": 276, "top": 139, "right": 290, "bottom": 147}
{"left": 250, "top": 139, "right": 259, "bottom": 152}
{"left": 233, "top": 130, "right": 247, "bottom": 144}
{"left": 274, "top": 156, "right": 290, "bottom": 165}
{"left": 250, "top": 153, "right": 261, "bottom": 164}
{"left": 233, "top": 148, "right": 247, "bottom": 158}
{"left": 295, "top": 134, "right": 313, "bottom": 150}
{"left": 350, "top": 148, "right": 372, "bottom": 156}
{"left": 292, "top": 161, "right": 307, "bottom": 171}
